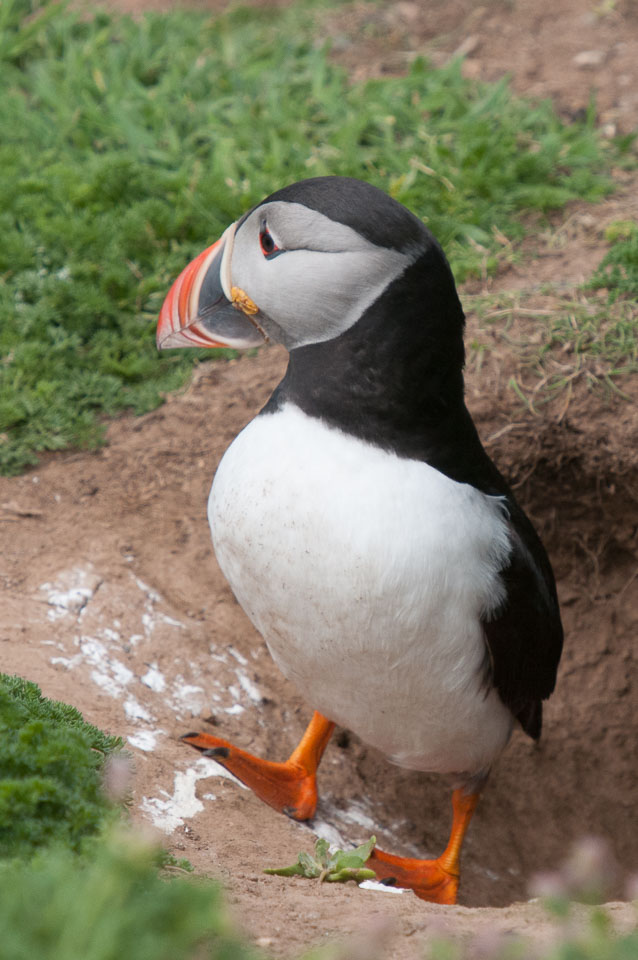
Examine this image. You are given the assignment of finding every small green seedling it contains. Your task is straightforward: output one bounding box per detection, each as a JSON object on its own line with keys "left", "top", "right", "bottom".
{"left": 264, "top": 836, "right": 377, "bottom": 885}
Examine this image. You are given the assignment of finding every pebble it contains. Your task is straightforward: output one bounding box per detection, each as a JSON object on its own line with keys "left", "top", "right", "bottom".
{"left": 573, "top": 50, "right": 606, "bottom": 68}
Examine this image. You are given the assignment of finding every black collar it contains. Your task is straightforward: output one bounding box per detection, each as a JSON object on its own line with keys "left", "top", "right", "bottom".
{"left": 262, "top": 247, "right": 509, "bottom": 497}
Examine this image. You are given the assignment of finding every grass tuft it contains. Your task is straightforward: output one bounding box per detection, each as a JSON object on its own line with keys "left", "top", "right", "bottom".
{"left": 468, "top": 289, "right": 637, "bottom": 414}
{"left": 587, "top": 220, "right": 638, "bottom": 303}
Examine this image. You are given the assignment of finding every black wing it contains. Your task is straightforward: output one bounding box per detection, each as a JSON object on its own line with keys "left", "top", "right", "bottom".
{"left": 416, "top": 406, "right": 564, "bottom": 742}
{"left": 482, "top": 497, "right": 563, "bottom": 740}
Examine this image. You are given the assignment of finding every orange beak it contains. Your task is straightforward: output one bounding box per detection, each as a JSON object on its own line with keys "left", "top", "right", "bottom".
{"left": 156, "top": 224, "right": 265, "bottom": 351}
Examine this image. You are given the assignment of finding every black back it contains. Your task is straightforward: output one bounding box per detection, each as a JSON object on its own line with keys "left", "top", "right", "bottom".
{"left": 259, "top": 200, "right": 563, "bottom": 740}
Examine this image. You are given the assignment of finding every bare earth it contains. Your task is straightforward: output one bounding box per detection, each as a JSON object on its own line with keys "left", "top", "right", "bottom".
{"left": 2, "top": 1, "right": 637, "bottom": 957}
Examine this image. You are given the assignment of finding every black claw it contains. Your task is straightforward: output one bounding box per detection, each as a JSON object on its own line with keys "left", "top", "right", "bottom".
{"left": 283, "top": 806, "right": 313, "bottom": 822}
{"left": 180, "top": 732, "right": 201, "bottom": 741}
{"left": 203, "top": 746, "right": 230, "bottom": 759}
{"left": 379, "top": 876, "right": 397, "bottom": 886}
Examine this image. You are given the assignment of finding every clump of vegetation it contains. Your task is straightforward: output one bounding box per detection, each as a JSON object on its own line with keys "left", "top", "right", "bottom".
{"left": 0, "top": 672, "right": 248, "bottom": 960}
{"left": 0, "top": 673, "right": 123, "bottom": 859}
{"left": 0, "top": 829, "right": 256, "bottom": 960}
{"left": 265, "top": 835, "right": 377, "bottom": 885}
{"left": 588, "top": 220, "right": 638, "bottom": 303}
{"left": 0, "top": 0, "right": 620, "bottom": 474}
{"left": 468, "top": 287, "right": 637, "bottom": 411}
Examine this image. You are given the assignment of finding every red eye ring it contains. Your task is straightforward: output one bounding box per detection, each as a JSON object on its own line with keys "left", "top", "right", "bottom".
{"left": 259, "top": 222, "right": 282, "bottom": 259}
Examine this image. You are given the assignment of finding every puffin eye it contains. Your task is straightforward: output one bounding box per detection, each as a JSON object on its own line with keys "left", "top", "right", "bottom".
{"left": 259, "top": 222, "right": 282, "bottom": 260}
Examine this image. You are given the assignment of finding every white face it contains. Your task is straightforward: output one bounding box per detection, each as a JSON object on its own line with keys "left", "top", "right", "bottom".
{"left": 228, "top": 201, "right": 416, "bottom": 350}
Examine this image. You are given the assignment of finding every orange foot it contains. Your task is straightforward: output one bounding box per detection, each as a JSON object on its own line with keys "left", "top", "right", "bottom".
{"left": 181, "top": 711, "right": 334, "bottom": 821}
{"left": 366, "top": 788, "right": 480, "bottom": 905}
{"left": 368, "top": 849, "right": 458, "bottom": 903}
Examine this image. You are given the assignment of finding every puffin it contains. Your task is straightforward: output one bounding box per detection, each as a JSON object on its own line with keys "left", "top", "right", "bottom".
{"left": 156, "top": 176, "right": 563, "bottom": 904}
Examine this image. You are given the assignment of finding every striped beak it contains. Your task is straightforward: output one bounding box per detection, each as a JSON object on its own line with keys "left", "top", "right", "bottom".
{"left": 156, "top": 223, "right": 266, "bottom": 350}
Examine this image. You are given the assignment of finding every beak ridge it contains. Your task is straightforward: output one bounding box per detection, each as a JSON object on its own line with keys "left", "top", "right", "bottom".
{"left": 157, "top": 239, "right": 228, "bottom": 350}
{"left": 157, "top": 223, "right": 265, "bottom": 351}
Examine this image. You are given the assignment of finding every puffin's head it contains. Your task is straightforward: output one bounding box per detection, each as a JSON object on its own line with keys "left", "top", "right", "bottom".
{"left": 157, "top": 177, "right": 447, "bottom": 353}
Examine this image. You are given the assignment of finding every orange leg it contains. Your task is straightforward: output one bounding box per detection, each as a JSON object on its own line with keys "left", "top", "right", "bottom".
{"left": 181, "top": 711, "right": 335, "bottom": 821}
{"left": 367, "top": 788, "right": 479, "bottom": 904}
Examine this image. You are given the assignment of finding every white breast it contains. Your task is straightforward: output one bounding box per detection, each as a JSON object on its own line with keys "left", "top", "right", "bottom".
{"left": 209, "top": 403, "right": 514, "bottom": 779}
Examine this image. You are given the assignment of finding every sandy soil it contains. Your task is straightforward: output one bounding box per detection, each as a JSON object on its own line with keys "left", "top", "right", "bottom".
{"left": 2, "top": 1, "right": 637, "bottom": 957}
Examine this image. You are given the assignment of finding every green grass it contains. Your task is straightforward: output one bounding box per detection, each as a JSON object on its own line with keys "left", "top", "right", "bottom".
{"left": 588, "top": 220, "right": 638, "bottom": 303}
{"left": 0, "top": 673, "right": 249, "bottom": 958}
{"left": 0, "top": 0, "right": 623, "bottom": 474}
{"left": 468, "top": 289, "right": 637, "bottom": 412}
{"left": 467, "top": 210, "right": 638, "bottom": 410}
{"left": 0, "top": 673, "right": 123, "bottom": 859}
{"left": 0, "top": 830, "right": 256, "bottom": 960}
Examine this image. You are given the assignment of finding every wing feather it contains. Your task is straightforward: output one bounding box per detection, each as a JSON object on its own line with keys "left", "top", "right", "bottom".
{"left": 482, "top": 501, "right": 563, "bottom": 740}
